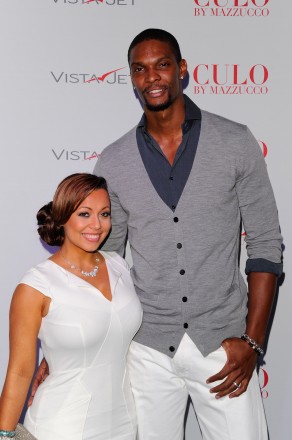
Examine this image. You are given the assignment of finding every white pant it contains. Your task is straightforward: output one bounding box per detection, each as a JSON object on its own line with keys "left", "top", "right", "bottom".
{"left": 127, "top": 333, "right": 268, "bottom": 440}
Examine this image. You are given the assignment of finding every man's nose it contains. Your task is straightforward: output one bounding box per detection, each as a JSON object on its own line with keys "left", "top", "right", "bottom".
{"left": 145, "top": 67, "right": 161, "bottom": 83}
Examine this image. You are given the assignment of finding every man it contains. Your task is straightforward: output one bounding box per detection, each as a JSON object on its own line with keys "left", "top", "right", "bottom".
{"left": 31, "top": 29, "right": 282, "bottom": 439}
{"left": 93, "top": 29, "right": 282, "bottom": 439}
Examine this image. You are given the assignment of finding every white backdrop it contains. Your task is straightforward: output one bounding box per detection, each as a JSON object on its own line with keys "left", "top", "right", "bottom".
{"left": 0, "top": 1, "right": 291, "bottom": 438}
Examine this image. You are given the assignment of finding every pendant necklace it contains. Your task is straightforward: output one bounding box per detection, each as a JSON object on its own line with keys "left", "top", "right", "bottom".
{"left": 60, "top": 252, "right": 100, "bottom": 277}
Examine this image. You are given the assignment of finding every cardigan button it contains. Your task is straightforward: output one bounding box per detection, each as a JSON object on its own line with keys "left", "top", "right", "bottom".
{"left": 182, "top": 296, "right": 188, "bottom": 302}
{"left": 177, "top": 243, "right": 182, "bottom": 249}
{"left": 169, "top": 346, "right": 175, "bottom": 352}
{"left": 173, "top": 217, "right": 179, "bottom": 222}
{"left": 183, "top": 323, "right": 189, "bottom": 329}
{"left": 179, "top": 269, "right": 185, "bottom": 275}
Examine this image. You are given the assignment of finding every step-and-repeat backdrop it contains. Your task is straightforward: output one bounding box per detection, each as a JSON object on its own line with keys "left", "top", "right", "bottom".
{"left": 0, "top": 1, "right": 291, "bottom": 438}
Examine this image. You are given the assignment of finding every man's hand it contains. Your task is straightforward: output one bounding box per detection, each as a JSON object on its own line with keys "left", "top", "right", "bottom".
{"left": 206, "top": 337, "right": 257, "bottom": 399}
{"left": 27, "top": 358, "right": 49, "bottom": 406}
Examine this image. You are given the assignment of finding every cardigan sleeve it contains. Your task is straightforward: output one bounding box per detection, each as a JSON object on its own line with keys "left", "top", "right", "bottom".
{"left": 235, "top": 127, "right": 283, "bottom": 276}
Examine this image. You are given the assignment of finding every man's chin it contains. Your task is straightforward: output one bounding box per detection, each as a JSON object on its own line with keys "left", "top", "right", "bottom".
{"left": 145, "top": 100, "right": 172, "bottom": 112}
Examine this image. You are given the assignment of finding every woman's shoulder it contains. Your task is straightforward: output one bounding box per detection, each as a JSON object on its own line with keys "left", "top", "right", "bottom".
{"left": 100, "top": 251, "right": 131, "bottom": 271}
{"left": 19, "top": 259, "right": 54, "bottom": 291}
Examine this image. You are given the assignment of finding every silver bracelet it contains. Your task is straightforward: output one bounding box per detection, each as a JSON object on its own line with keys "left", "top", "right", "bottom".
{"left": 0, "top": 431, "right": 16, "bottom": 438}
{"left": 241, "top": 333, "right": 264, "bottom": 356}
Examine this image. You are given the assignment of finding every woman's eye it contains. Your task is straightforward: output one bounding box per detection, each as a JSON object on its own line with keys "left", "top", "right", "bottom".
{"left": 101, "top": 212, "right": 111, "bottom": 218}
{"left": 78, "top": 212, "right": 89, "bottom": 217}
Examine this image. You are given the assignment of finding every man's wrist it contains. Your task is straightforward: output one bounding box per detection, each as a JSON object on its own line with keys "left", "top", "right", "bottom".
{"left": 241, "top": 333, "right": 264, "bottom": 356}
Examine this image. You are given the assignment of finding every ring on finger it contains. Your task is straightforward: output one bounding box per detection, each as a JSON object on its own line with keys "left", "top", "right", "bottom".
{"left": 233, "top": 381, "right": 241, "bottom": 389}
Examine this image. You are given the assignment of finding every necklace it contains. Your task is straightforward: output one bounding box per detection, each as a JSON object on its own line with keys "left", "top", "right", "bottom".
{"left": 60, "top": 252, "right": 100, "bottom": 277}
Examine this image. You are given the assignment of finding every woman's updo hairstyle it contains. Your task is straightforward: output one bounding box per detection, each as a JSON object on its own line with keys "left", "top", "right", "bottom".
{"left": 37, "top": 173, "right": 108, "bottom": 246}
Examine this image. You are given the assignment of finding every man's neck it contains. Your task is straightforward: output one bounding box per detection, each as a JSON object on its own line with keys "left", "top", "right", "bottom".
{"left": 144, "top": 95, "right": 186, "bottom": 165}
{"left": 144, "top": 95, "right": 186, "bottom": 138}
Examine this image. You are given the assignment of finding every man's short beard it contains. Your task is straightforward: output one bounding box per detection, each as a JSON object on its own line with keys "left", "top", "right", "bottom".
{"left": 145, "top": 97, "right": 172, "bottom": 112}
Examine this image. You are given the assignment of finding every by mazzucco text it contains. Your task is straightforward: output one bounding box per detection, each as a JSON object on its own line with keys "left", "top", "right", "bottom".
{"left": 194, "top": 0, "right": 270, "bottom": 17}
{"left": 192, "top": 64, "right": 269, "bottom": 95}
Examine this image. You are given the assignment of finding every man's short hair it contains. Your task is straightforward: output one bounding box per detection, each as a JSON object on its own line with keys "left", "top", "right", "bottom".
{"left": 128, "top": 28, "right": 182, "bottom": 64}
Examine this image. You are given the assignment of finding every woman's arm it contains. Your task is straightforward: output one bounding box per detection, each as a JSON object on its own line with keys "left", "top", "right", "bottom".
{"left": 0, "top": 284, "right": 48, "bottom": 430}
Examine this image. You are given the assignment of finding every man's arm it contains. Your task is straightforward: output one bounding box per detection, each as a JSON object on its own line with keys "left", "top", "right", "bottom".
{"left": 207, "top": 272, "right": 277, "bottom": 398}
{"left": 207, "top": 126, "right": 282, "bottom": 398}
{"left": 27, "top": 358, "right": 49, "bottom": 407}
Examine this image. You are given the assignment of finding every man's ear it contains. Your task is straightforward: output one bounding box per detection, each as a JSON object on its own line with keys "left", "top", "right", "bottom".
{"left": 179, "top": 59, "right": 188, "bottom": 80}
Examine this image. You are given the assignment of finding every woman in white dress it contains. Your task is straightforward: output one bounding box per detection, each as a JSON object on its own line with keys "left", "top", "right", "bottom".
{"left": 0, "top": 173, "right": 142, "bottom": 440}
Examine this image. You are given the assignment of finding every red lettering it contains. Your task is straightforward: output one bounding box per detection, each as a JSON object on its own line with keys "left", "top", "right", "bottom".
{"left": 194, "top": 0, "right": 209, "bottom": 6}
{"left": 251, "top": 0, "right": 269, "bottom": 6}
{"left": 194, "top": 0, "right": 269, "bottom": 6}
{"left": 213, "top": 64, "right": 228, "bottom": 85}
{"left": 250, "top": 64, "right": 268, "bottom": 84}
{"left": 214, "top": 0, "right": 228, "bottom": 6}
{"left": 193, "top": 65, "right": 209, "bottom": 85}
{"left": 258, "top": 141, "right": 268, "bottom": 157}
{"left": 233, "top": 65, "right": 247, "bottom": 85}
{"left": 234, "top": 0, "right": 248, "bottom": 6}
{"left": 259, "top": 368, "right": 269, "bottom": 389}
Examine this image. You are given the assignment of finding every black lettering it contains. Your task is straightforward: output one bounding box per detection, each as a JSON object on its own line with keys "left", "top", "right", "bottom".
{"left": 52, "top": 149, "right": 65, "bottom": 160}
{"left": 51, "top": 71, "right": 64, "bottom": 82}
{"left": 69, "top": 74, "right": 79, "bottom": 83}
{"left": 70, "top": 151, "right": 80, "bottom": 160}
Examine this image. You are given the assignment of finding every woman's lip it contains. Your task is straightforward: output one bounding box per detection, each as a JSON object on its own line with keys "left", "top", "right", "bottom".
{"left": 82, "top": 233, "right": 101, "bottom": 241}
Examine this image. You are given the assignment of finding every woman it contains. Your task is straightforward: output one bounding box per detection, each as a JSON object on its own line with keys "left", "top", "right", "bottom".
{"left": 0, "top": 173, "right": 142, "bottom": 440}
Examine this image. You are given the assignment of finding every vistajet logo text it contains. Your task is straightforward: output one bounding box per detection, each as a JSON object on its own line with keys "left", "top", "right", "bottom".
{"left": 194, "top": 0, "right": 269, "bottom": 17}
{"left": 193, "top": 64, "right": 269, "bottom": 95}
{"left": 51, "top": 67, "right": 129, "bottom": 85}
{"left": 52, "top": 149, "right": 100, "bottom": 161}
{"left": 53, "top": 0, "right": 135, "bottom": 6}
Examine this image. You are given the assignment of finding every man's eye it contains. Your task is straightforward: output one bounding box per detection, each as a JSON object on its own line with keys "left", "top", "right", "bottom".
{"left": 133, "top": 66, "right": 143, "bottom": 73}
{"left": 159, "top": 62, "right": 169, "bottom": 68}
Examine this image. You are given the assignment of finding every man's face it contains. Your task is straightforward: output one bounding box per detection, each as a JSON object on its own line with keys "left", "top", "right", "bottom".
{"left": 129, "top": 39, "right": 187, "bottom": 112}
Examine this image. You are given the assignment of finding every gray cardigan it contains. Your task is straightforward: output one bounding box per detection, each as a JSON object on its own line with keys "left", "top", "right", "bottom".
{"left": 94, "top": 109, "right": 282, "bottom": 357}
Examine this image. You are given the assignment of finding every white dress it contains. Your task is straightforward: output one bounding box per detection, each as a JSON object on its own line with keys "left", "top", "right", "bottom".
{"left": 21, "top": 251, "right": 142, "bottom": 440}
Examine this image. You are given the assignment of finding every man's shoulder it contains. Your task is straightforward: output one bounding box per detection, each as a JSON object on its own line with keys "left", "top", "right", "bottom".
{"left": 101, "top": 125, "right": 138, "bottom": 158}
{"left": 93, "top": 125, "right": 138, "bottom": 177}
{"left": 201, "top": 109, "right": 247, "bottom": 133}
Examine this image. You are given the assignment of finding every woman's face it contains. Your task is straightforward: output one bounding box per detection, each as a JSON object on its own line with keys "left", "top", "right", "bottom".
{"left": 62, "top": 189, "right": 111, "bottom": 253}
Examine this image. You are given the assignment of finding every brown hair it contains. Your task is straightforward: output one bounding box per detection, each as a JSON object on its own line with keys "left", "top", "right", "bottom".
{"left": 37, "top": 173, "right": 108, "bottom": 246}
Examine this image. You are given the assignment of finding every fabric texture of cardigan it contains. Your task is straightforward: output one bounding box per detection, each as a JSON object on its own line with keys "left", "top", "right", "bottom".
{"left": 94, "top": 109, "right": 282, "bottom": 357}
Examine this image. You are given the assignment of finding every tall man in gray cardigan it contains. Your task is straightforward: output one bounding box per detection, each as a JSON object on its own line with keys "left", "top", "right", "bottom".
{"left": 94, "top": 29, "right": 282, "bottom": 439}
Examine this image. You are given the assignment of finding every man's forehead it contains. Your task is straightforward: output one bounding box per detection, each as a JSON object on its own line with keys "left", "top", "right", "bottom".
{"left": 130, "top": 40, "right": 174, "bottom": 62}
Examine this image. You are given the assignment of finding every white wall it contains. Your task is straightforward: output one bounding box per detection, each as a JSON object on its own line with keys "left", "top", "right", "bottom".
{"left": 0, "top": 1, "right": 291, "bottom": 438}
